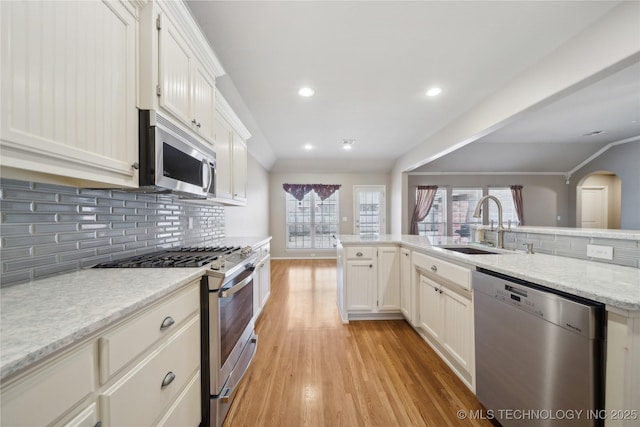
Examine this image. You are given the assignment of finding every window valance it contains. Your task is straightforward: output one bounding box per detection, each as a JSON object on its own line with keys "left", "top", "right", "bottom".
{"left": 282, "top": 184, "right": 342, "bottom": 201}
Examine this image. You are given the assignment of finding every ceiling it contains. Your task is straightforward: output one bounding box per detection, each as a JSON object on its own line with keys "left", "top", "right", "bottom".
{"left": 185, "top": 1, "right": 637, "bottom": 173}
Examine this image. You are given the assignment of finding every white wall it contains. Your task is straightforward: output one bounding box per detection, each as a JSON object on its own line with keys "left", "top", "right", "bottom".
{"left": 225, "top": 153, "right": 270, "bottom": 237}
{"left": 269, "top": 171, "right": 390, "bottom": 258}
{"left": 391, "top": 2, "right": 640, "bottom": 233}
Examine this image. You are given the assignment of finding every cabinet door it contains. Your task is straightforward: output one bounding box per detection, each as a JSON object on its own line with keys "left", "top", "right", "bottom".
{"left": 192, "top": 64, "right": 216, "bottom": 143}
{"left": 400, "top": 248, "right": 412, "bottom": 320}
{"left": 158, "top": 13, "right": 193, "bottom": 127}
{"left": 213, "top": 116, "right": 233, "bottom": 200}
{"left": 61, "top": 402, "right": 99, "bottom": 427}
{"left": 442, "top": 289, "right": 473, "bottom": 374}
{"left": 346, "top": 260, "right": 376, "bottom": 312}
{"left": 259, "top": 256, "right": 271, "bottom": 308}
{"left": 232, "top": 134, "right": 248, "bottom": 202}
{"left": 0, "top": 1, "right": 138, "bottom": 187}
{"left": 419, "top": 275, "right": 443, "bottom": 341}
{"left": 377, "top": 247, "right": 400, "bottom": 311}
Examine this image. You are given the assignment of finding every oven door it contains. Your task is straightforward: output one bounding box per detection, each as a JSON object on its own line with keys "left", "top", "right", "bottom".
{"left": 209, "top": 268, "right": 255, "bottom": 395}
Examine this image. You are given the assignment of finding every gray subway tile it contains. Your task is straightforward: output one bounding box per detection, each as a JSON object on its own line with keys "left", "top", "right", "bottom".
{"left": 79, "top": 188, "right": 112, "bottom": 197}
{"left": 78, "top": 239, "right": 110, "bottom": 249}
{"left": 58, "top": 232, "right": 97, "bottom": 242}
{"left": 2, "top": 234, "right": 57, "bottom": 247}
{"left": 97, "top": 215, "right": 125, "bottom": 222}
{"left": 32, "top": 223, "right": 78, "bottom": 233}
{"left": 97, "top": 230, "right": 125, "bottom": 238}
{"left": 0, "top": 201, "right": 33, "bottom": 212}
{"left": 4, "top": 255, "right": 57, "bottom": 272}
{"left": 59, "top": 194, "right": 97, "bottom": 205}
{"left": 33, "top": 243, "right": 78, "bottom": 256}
{"left": 80, "top": 206, "right": 111, "bottom": 214}
{"left": 57, "top": 214, "right": 97, "bottom": 222}
{"left": 0, "top": 224, "right": 32, "bottom": 235}
{"left": 0, "top": 247, "right": 32, "bottom": 261}
{"left": 112, "top": 222, "right": 137, "bottom": 230}
{"left": 79, "top": 223, "right": 110, "bottom": 231}
{"left": 33, "top": 203, "right": 78, "bottom": 213}
{"left": 124, "top": 241, "right": 147, "bottom": 250}
{"left": 97, "top": 198, "right": 125, "bottom": 207}
{"left": 2, "top": 213, "right": 57, "bottom": 223}
{"left": 0, "top": 271, "right": 32, "bottom": 286}
{"left": 2, "top": 189, "right": 57, "bottom": 202}
{"left": 111, "top": 236, "right": 136, "bottom": 244}
{"left": 59, "top": 249, "right": 98, "bottom": 262}
{"left": 80, "top": 255, "right": 112, "bottom": 268}
{"left": 34, "top": 262, "right": 79, "bottom": 279}
{"left": 97, "top": 245, "right": 124, "bottom": 256}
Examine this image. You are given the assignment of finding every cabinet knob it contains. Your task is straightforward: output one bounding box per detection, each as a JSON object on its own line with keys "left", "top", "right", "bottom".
{"left": 439, "top": 289, "right": 444, "bottom": 294}
{"left": 95, "top": 422, "right": 102, "bottom": 427}
{"left": 161, "top": 371, "right": 176, "bottom": 389}
{"left": 369, "top": 264, "right": 373, "bottom": 268}
{"left": 131, "top": 162, "right": 140, "bottom": 170}
{"left": 160, "top": 316, "right": 175, "bottom": 330}
{"left": 196, "top": 122, "right": 201, "bottom": 128}
{"left": 356, "top": 252, "right": 363, "bottom": 257}
{"left": 191, "top": 119, "right": 197, "bottom": 125}
{"left": 430, "top": 265, "right": 438, "bottom": 272}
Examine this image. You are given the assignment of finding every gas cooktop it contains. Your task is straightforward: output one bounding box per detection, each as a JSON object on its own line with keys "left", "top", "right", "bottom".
{"left": 93, "top": 246, "right": 242, "bottom": 268}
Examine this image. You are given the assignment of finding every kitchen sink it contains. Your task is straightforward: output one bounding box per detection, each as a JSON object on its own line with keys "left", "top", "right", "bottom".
{"left": 439, "top": 246, "right": 501, "bottom": 255}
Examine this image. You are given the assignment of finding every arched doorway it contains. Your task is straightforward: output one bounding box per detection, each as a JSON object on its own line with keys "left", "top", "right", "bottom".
{"left": 576, "top": 171, "right": 622, "bottom": 229}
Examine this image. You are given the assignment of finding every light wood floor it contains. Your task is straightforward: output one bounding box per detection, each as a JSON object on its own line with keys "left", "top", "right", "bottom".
{"left": 223, "top": 259, "right": 492, "bottom": 427}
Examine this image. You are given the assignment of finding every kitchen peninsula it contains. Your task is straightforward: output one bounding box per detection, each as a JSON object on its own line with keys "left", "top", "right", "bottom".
{"left": 337, "top": 230, "right": 640, "bottom": 426}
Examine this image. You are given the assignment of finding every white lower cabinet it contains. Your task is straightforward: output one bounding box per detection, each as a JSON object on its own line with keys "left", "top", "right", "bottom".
{"left": 0, "top": 280, "right": 201, "bottom": 427}
{"left": 399, "top": 248, "right": 414, "bottom": 323}
{"left": 341, "top": 246, "right": 401, "bottom": 320}
{"left": 254, "top": 242, "right": 271, "bottom": 319}
{"left": 99, "top": 316, "right": 200, "bottom": 426}
{"left": 417, "top": 260, "right": 475, "bottom": 391}
{"left": 0, "top": 343, "right": 96, "bottom": 427}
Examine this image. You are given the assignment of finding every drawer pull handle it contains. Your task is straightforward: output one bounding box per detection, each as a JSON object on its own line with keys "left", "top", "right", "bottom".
{"left": 430, "top": 265, "right": 438, "bottom": 272}
{"left": 161, "top": 371, "right": 176, "bottom": 389}
{"left": 95, "top": 422, "right": 102, "bottom": 427}
{"left": 356, "top": 252, "right": 363, "bottom": 257}
{"left": 160, "top": 316, "right": 175, "bottom": 330}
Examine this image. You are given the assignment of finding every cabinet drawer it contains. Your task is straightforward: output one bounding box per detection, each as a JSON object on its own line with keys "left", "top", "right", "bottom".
{"left": 99, "top": 281, "right": 199, "bottom": 383}
{"left": 1, "top": 343, "right": 96, "bottom": 427}
{"left": 156, "top": 371, "right": 201, "bottom": 427}
{"left": 413, "top": 252, "right": 471, "bottom": 291}
{"left": 345, "top": 247, "right": 375, "bottom": 260}
{"left": 259, "top": 243, "right": 270, "bottom": 259}
{"left": 100, "top": 316, "right": 200, "bottom": 427}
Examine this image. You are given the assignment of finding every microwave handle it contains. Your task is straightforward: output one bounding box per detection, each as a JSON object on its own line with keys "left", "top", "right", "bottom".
{"left": 202, "top": 159, "right": 213, "bottom": 193}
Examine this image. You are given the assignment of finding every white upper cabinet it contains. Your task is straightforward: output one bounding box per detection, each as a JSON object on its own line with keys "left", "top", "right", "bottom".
{"left": 0, "top": 0, "right": 141, "bottom": 187}
{"left": 212, "top": 91, "right": 251, "bottom": 206}
{"left": 139, "top": 1, "right": 224, "bottom": 146}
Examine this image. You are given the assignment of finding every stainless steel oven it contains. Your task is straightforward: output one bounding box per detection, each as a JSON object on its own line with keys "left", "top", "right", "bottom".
{"left": 201, "top": 251, "right": 258, "bottom": 427}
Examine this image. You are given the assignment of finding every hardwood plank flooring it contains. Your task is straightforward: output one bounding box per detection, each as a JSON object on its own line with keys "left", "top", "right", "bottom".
{"left": 223, "top": 259, "right": 492, "bottom": 427}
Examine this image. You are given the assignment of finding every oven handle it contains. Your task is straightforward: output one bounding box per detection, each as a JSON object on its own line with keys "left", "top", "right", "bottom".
{"left": 220, "top": 336, "right": 258, "bottom": 403}
{"left": 219, "top": 273, "right": 253, "bottom": 298}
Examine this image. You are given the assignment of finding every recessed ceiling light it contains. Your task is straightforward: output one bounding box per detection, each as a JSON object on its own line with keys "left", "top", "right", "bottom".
{"left": 298, "top": 87, "right": 315, "bottom": 97}
{"left": 342, "top": 139, "right": 355, "bottom": 150}
{"left": 426, "top": 87, "right": 443, "bottom": 97}
{"left": 303, "top": 143, "right": 313, "bottom": 150}
{"left": 583, "top": 130, "right": 606, "bottom": 136}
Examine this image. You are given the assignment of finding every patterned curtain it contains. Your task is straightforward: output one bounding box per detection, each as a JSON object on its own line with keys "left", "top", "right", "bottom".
{"left": 282, "top": 184, "right": 314, "bottom": 201}
{"left": 510, "top": 185, "right": 524, "bottom": 225}
{"left": 282, "top": 184, "right": 341, "bottom": 201}
{"left": 312, "top": 184, "right": 341, "bottom": 200}
{"left": 410, "top": 185, "right": 438, "bottom": 235}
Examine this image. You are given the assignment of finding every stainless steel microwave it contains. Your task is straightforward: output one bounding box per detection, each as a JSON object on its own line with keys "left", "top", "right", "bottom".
{"left": 138, "top": 110, "right": 216, "bottom": 199}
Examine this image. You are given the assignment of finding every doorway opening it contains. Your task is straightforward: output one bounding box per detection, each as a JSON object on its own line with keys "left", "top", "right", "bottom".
{"left": 576, "top": 171, "right": 621, "bottom": 229}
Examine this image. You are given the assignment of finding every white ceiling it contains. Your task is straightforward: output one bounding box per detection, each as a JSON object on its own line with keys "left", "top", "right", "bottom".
{"left": 186, "top": 1, "right": 634, "bottom": 172}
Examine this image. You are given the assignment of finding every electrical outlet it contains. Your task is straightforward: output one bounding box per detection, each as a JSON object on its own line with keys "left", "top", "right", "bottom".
{"left": 188, "top": 217, "right": 194, "bottom": 229}
{"left": 587, "top": 244, "right": 614, "bottom": 260}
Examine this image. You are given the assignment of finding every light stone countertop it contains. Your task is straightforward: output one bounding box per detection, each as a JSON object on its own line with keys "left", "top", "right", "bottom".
{"left": 0, "top": 237, "right": 271, "bottom": 382}
{"left": 471, "top": 225, "right": 640, "bottom": 240}
{"left": 338, "top": 234, "right": 640, "bottom": 312}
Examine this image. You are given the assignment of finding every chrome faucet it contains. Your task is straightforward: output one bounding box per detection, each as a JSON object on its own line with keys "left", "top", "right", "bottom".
{"left": 473, "top": 195, "right": 505, "bottom": 249}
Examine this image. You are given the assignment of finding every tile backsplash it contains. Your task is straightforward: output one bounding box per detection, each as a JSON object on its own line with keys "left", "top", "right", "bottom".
{"left": 0, "top": 179, "right": 225, "bottom": 286}
{"left": 479, "top": 229, "right": 640, "bottom": 268}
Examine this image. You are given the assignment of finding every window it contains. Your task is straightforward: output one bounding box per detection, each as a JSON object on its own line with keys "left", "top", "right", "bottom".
{"left": 286, "top": 190, "right": 339, "bottom": 249}
{"left": 488, "top": 187, "right": 520, "bottom": 227}
{"left": 417, "top": 188, "right": 446, "bottom": 238}
{"left": 451, "top": 188, "right": 482, "bottom": 242}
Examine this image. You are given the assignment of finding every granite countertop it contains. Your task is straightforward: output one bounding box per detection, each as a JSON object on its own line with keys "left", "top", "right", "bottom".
{"left": 338, "top": 234, "right": 640, "bottom": 312}
{"left": 0, "top": 237, "right": 271, "bottom": 382}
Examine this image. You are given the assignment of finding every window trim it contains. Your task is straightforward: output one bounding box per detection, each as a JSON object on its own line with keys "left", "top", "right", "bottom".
{"left": 285, "top": 189, "right": 339, "bottom": 250}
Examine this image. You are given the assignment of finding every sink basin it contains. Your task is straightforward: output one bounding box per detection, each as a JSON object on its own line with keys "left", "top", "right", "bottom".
{"left": 439, "top": 246, "right": 500, "bottom": 255}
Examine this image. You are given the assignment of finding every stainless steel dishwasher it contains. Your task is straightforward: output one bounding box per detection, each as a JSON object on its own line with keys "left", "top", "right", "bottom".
{"left": 473, "top": 268, "right": 605, "bottom": 427}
